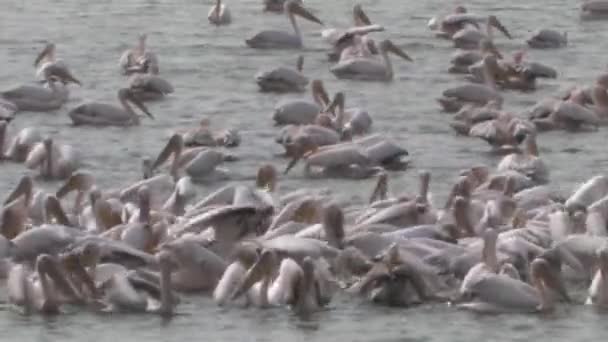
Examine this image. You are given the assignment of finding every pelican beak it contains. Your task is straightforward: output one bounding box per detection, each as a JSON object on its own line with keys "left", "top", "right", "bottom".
{"left": 45, "top": 195, "right": 71, "bottom": 226}
{"left": 290, "top": 3, "right": 324, "bottom": 25}
{"left": 152, "top": 134, "right": 182, "bottom": 170}
{"left": 56, "top": 172, "right": 94, "bottom": 198}
{"left": 489, "top": 16, "right": 512, "bottom": 39}
{"left": 311, "top": 79, "right": 329, "bottom": 107}
{"left": 386, "top": 40, "right": 413, "bottom": 62}
{"left": 296, "top": 55, "right": 304, "bottom": 72}
{"left": 367, "top": 40, "right": 379, "bottom": 55}
{"left": 353, "top": 4, "right": 372, "bottom": 26}
{"left": 232, "top": 250, "right": 274, "bottom": 300}
{"left": 537, "top": 258, "right": 570, "bottom": 303}
{"left": 128, "top": 93, "right": 154, "bottom": 119}
{"left": 324, "top": 92, "right": 345, "bottom": 115}
{"left": 4, "top": 176, "right": 33, "bottom": 206}
{"left": 369, "top": 172, "right": 388, "bottom": 203}
{"left": 34, "top": 43, "right": 55, "bottom": 67}
{"left": 37, "top": 254, "right": 82, "bottom": 302}
{"left": 43, "top": 64, "right": 82, "bottom": 86}
{"left": 284, "top": 153, "right": 301, "bottom": 175}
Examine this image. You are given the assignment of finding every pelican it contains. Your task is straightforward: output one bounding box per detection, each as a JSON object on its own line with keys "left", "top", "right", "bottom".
{"left": 527, "top": 29, "right": 567, "bottom": 49}
{"left": 128, "top": 74, "right": 174, "bottom": 101}
{"left": 208, "top": 0, "right": 232, "bottom": 25}
{"left": 321, "top": 4, "right": 376, "bottom": 45}
{"left": 256, "top": 55, "right": 308, "bottom": 93}
{"left": 497, "top": 132, "right": 549, "bottom": 185}
{"left": 68, "top": 88, "right": 154, "bottom": 126}
{"left": 181, "top": 118, "right": 241, "bottom": 148}
{"left": 272, "top": 79, "right": 330, "bottom": 125}
{"left": 119, "top": 34, "right": 159, "bottom": 75}
{"left": 151, "top": 134, "right": 230, "bottom": 182}
{"left": 451, "top": 15, "right": 512, "bottom": 49}
{"left": 581, "top": 1, "right": 608, "bottom": 19}
{"left": 24, "top": 137, "right": 80, "bottom": 180}
{"left": 330, "top": 40, "right": 412, "bottom": 82}
{"left": 428, "top": 5, "right": 468, "bottom": 38}
{"left": 263, "top": 0, "right": 302, "bottom": 13}
{"left": 458, "top": 258, "right": 568, "bottom": 314}
{"left": 1, "top": 65, "right": 79, "bottom": 113}
{"left": 34, "top": 43, "right": 81, "bottom": 84}
{"left": 283, "top": 135, "right": 377, "bottom": 179}
{"left": 246, "top": 0, "right": 323, "bottom": 49}
{"left": 316, "top": 92, "right": 373, "bottom": 135}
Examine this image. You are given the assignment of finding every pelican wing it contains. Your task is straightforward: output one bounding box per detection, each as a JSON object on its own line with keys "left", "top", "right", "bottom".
{"left": 130, "top": 75, "right": 173, "bottom": 94}
{"left": 273, "top": 100, "right": 320, "bottom": 125}
{"left": 68, "top": 102, "right": 132, "bottom": 125}
{"left": 246, "top": 30, "right": 302, "bottom": 49}
{"left": 330, "top": 58, "right": 387, "bottom": 81}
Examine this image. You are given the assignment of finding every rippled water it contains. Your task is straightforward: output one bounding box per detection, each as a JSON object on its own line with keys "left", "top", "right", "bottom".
{"left": 2, "top": 0, "right": 608, "bottom": 340}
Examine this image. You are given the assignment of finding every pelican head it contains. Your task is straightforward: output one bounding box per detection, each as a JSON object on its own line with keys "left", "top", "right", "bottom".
{"left": 311, "top": 79, "right": 330, "bottom": 107}
{"left": 42, "top": 63, "right": 82, "bottom": 86}
{"left": 152, "top": 134, "right": 183, "bottom": 175}
{"left": 530, "top": 257, "right": 569, "bottom": 311}
{"left": 379, "top": 40, "right": 413, "bottom": 62}
{"left": 117, "top": 88, "right": 154, "bottom": 119}
{"left": 232, "top": 249, "right": 278, "bottom": 299}
{"left": 137, "top": 33, "right": 148, "bottom": 51}
{"left": 487, "top": 15, "right": 512, "bottom": 39}
{"left": 56, "top": 171, "right": 95, "bottom": 198}
{"left": 34, "top": 42, "right": 56, "bottom": 67}
{"left": 283, "top": 135, "right": 317, "bottom": 175}
{"left": 285, "top": 1, "right": 324, "bottom": 25}
{"left": 353, "top": 4, "right": 371, "bottom": 26}
{"left": 4, "top": 175, "right": 33, "bottom": 206}
{"left": 44, "top": 195, "right": 71, "bottom": 226}
{"left": 322, "top": 203, "right": 344, "bottom": 249}
{"left": 256, "top": 164, "right": 278, "bottom": 192}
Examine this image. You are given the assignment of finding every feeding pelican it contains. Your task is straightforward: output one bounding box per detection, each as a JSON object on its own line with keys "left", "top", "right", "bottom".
{"left": 321, "top": 4, "right": 375, "bottom": 45}
{"left": 128, "top": 74, "right": 174, "bottom": 101}
{"left": 246, "top": 0, "right": 323, "bottom": 49}
{"left": 119, "top": 34, "right": 160, "bottom": 75}
{"left": 24, "top": 137, "right": 80, "bottom": 180}
{"left": 256, "top": 55, "right": 308, "bottom": 93}
{"left": 581, "top": 1, "right": 608, "bottom": 19}
{"left": 68, "top": 88, "right": 154, "bottom": 126}
{"left": 450, "top": 15, "right": 512, "bottom": 49}
{"left": 34, "top": 43, "right": 80, "bottom": 84}
{"left": 330, "top": 40, "right": 412, "bottom": 81}
{"left": 181, "top": 118, "right": 241, "bottom": 148}
{"left": 208, "top": 0, "right": 232, "bottom": 25}
{"left": 272, "top": 79, "right": 330, "bottom": 126}
{"left": 527, "top": 29, "right": 567, "bottom": 49}
{"left": 263, "top": 0, "right": 302, "bottom": 13}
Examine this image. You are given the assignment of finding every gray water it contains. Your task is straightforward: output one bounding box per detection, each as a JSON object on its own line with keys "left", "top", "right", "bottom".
{"left": 1, "top": 0, "right": 608, "bottom": 340}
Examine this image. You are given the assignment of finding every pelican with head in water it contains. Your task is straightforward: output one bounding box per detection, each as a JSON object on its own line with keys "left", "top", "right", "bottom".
{"left": 255, "top": 55, "right": 308, "bottom": 93}
{"left": 330, "top": 39, "right": 412, "bottom": 81}
{"left": 119, "top": 34, "right": 159, "bottom": 75}
{"left": 68, "top": 88, "right": 154, "bottom": 126}
{"left": 208, "top": 0, "right": 232, "bottom": 25}
{"left": 24, "top": 137, "right": 80, "bottom": 181}
{"left": 246, "top": 0, "right": 323, "bottom": 49}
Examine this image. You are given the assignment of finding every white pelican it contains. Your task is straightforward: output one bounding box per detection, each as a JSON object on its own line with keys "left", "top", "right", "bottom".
{"left": 587, "top": 246, "right": 608, "bottom": 307}
{"left": 68, "top": 88, "right": 154, "bottom": 126}
{"left": 330, "top": 40, "right": 412, "bottom": 82}
{"left": 263, "top": 0, "right": 302, "bottom": 13}
{"left": 1, "top": 66, "right": 78, "bottom": 113}
{"left": 3, "top": 126, "right": 43, "bottom": 162}
{"left": 24, "top": 137, "right": 80, "bottom": 180}
{"left": 427, "top": 5, "right": 468, "bottom": 38}
{"left": 457, "top": 258, "right": 568, "bottom": 314}
{"left": 34, "top": 43, "right": 80, "bottom": 85}
{"left": 255, "top": 55, "right": 308, "bottom": 93}
{"left": 119, "top": 34, "right": 160, "bottom": 75}
{"left": 497, "top": 132, "right": 549, "bottom": 184}
{"left": 208, "top": 0, "right": 232, "bottom": 25}
{"left": 321, "top": 4, "right": 374, "bottom": 44}
{"left": 451, "top": 15, "right": 512, "bottom": 49}
{"left": 272, "top": 79, "right": 330, "bottom": 125}
{"left": 151, "top": 134, "right": 230, "bottom": 182}
{"left": 181, "top": 118, "right": 241, "bottom": 148}
{"left": 128, "top": 74, "right": 174, "bottom": 101}
{"left": 581, "top": 1, "right": 608, "bottom": 19}
{"left": 527, "top": 29, "right": 567, "bottom": 49}
{"left": 246, "top": 0, "right": 323, "bottom": 49}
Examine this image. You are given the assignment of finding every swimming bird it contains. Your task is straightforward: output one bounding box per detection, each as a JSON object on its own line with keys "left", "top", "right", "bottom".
{"left": 527, "top": 29, "right": 567, "bottom": 49}
{"left": 119, "top": 34, "right": 160, "bottom": 75}
{"left": 68, "top": 88, "right": 154, "bottom": 126}
{"left": 330, "top": 39, "right": 412, "bottom": 81}
{"left": 24, "top": 137, "right": 80, "bottom": 180}
{"left": 208, "top": 0, "right": 232, "bottom": 25}
{"left": 255, "top": 55, "right": 309, "bottom": 93}
{"left": 246, "top": 0, "right": 323, "bottom": 49}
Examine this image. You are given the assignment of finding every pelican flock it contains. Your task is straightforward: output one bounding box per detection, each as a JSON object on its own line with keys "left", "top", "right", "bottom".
{"left": 2, "top": 0, "right": 608, "bottom": 338}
